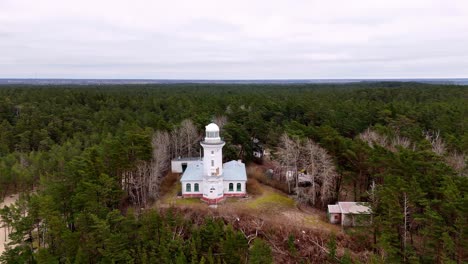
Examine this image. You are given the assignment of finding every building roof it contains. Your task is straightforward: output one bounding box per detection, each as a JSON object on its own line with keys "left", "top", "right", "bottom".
{"left": 172, "top": 157, "right": 202, "bottom": 162}
{"left": 338, "top": 202, "right": 371, "bottom": 214}
{"left": 180, "top": 160, "right": 247, "bottom": 182}
{"left": 180, "top": 161, "right": 204, "bottom": 181}
{"left": 328, "top": 204, "right": 341, "bottom": 214}
{"left": 223, "top": 160, "right": 247, "bottom": 181}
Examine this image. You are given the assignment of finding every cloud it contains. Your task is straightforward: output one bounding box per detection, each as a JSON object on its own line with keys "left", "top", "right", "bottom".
{"left": 0, "top": 0, "right": 467, "bottom": 78}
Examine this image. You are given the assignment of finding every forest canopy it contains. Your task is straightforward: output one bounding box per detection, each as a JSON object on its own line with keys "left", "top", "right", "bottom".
{"left": 0, "top": 82, "right": 466, "bottom": 263}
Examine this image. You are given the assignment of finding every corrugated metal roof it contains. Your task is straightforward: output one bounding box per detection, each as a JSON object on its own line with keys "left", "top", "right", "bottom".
{"left": 180, "top": 160, "right": 247, "bottom": 182}
{"left": 328, "top": 204, "right": 341, "bottom": 213}
{"left": 223, "top": 160, "right": 247, "bottom": 181}
{"left": 338, "top": 202, "right": 371, "bottom": 214}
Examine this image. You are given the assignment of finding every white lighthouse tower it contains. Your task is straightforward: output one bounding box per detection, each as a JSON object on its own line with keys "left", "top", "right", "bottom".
{"left": 176, "top": 122, "right": 247, "bottom": 205}
{"left": 201, "top": 123, "right": 225, "bottom": 202}
{"left": 201, "top": 123, "right": 225, "bottom": 176}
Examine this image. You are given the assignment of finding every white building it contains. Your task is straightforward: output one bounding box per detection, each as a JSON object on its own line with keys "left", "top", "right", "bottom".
{"left": 174, "top": 123, "right": 247, "bottom": 204}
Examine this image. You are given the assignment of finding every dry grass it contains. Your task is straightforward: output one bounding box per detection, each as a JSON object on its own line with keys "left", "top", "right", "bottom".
{"left": 159, "top": 171, "right": 180, "bottom": 197}
{"left": 246, "top": 178, "right": 263, "bottom": 195}
{"left": 245, "top": 187, "right": 295, "bottom": 212}
{"left": 247, "top": 166, "right": 290, "bottom": 194}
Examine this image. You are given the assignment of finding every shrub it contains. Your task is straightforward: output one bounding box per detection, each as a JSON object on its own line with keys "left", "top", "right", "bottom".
{"left": 246, "top": 179, "right": 263, "bottom": 195}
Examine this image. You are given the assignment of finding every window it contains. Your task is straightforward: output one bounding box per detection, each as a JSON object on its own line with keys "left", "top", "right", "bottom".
{"left": 237, "top": 183, "right": 241, "bottom": 192}
{"left": 186, "top": 183, "right": 191, "bottom": 192}
{"left": 229, "top": 183, "right": 233, "bottom": 191}
{"left": 194, "top": 183, "right": 199, "bottom": 192}
{"left": 211, "top": 160, "right": 214, "bottom": 167}
{"left": 211, "top": 151, "right": 214, "bottom": 155}
{"left": 206, "top": 131, "right": 219, "bottom": 138}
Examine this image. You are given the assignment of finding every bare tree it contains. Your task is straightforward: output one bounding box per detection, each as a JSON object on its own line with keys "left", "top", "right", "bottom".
{"left": 359, "top": 128, "right": 388, "bottom": 148}
{"left": 123, "top": 131, "right": 171, "bottom": 208}
{"left": 303, "top": 139, "right": 339, "bottom": 206}
{"left": 446, "top": 152, "right": 467, "bottom": 176}
{"left": 423, "top": 130, "right": 446, "bottom": 155}
{"left": 214, "top": 115, "right": 228, "bottom": 131}
{"left": 171, "top": 128, "right": 181, "bottom": 158}
{"left": 359, "top": 128, "right": 413, "bottom": 152}
{"left": 276, "top": 134, "right": 301, "bottom": 193}
{"left": 424, "top": 130, "right": 466, "bottom": 175}
{"left": 148, "top": 131, "right": 171, "bottom": 200}
{"left": 171, "top": 119, "right": 200, "bottom": 158}
{"left": 402, "top": 192, "right": 409, "bottom": 261}
{"left": 276, "top": 134, "right": 339, "bottom": 206}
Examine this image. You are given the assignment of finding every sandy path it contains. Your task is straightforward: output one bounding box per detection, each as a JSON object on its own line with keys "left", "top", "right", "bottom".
{"left": 0, "top": 193, "right": 20, "bottom": 255}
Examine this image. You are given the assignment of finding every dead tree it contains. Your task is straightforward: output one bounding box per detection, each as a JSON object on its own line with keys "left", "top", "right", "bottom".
{"left": 123, "top": 131, "right": 171, "bottom": 208}
{"left": 277, "top": 134, "right": 301, "bottom": 193}
{"left": 171, "top": 119, "right": 200, "bottom": 158}
{"left": 359, "top": 127, "right": 413, "bottom": 152}
{"left": 446, "top": 152, "right": 466, "bottom": 176}
{"left": 423, "top": 130, "right": 446, "bottom": 155}
{"left": 214, "top": 115, "right": 228, "bottom": 131}
{"left": 303, "top": 139, "right": 339, "bottom": 206}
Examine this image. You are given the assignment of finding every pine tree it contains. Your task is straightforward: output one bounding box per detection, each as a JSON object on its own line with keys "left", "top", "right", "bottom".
{"left": 248, "top": 239, "right": 273, "bottom": 264}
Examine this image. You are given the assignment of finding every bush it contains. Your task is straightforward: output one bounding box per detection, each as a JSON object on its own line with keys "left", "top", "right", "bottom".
{"left": 247, "top": 166, "right": 290, "bottom": 194}
{"left": 160, "top": 172, "right": 179, "bottom": 196}
{"left": 246, "top": 179, "right": 263, "bottom": 195}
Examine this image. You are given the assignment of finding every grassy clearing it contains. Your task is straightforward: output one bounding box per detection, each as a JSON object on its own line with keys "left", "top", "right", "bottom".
{"left": 245, "top": 187, "right": 295, "bottom": 211}
{"left": 174, "top": 198, "right": 200, "bottom": 205}
{"left": 156, "top": 167, "right": 336, "bottom": 233}
{"left": 158, "top": 175, "right": 181, "bottom": 205}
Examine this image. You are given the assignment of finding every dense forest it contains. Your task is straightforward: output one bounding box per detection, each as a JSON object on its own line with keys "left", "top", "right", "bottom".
{"left": 0, "top": 83, "right": 466, "bottom": 263}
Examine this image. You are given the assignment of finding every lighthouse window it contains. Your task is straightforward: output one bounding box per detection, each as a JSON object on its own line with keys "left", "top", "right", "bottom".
{"left": 237, "top": 183, "right": 241, "bottom": 192}
{"left": 194, "top": 183, "right": 199, "bottom": 192}
{"left": 186, "top": 183, "right": 191, "bottom": 192}
{"left": 206, "top": 131, "right": 219, "bottom": 138}
{"left": 211, "top": 160, "right": 214, "bottom": 167}
{"left": 229, "top": 183, "right": 234, "bottom": 191}
{"left": 211, "top": 151, "right": 214, "bottom": 155}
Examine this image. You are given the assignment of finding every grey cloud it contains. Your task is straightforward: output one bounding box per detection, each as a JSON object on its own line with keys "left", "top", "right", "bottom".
{"left": 0, "top": 0, "right": 467, "bottom": 78}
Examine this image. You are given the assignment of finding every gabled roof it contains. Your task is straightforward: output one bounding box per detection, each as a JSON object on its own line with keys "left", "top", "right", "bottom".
{"left": 180, "top": 160, "right": 247, "bottom": 182}
{"left": 328, "top": 204, "right": 341, "bottom": 214}
{"left": 223, "top": 160, "right": 247, "bottom": 181}
{"left": 180, "top": 161, "right": 204, "bottom": 181}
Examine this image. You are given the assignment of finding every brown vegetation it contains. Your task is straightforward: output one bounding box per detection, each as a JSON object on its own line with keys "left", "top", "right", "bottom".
{"left": 246, "top": 178, "right": 263, "bottom": 196}
{"left": 156, "top": 206, "right": 373, "bottom": 263}
{"left": 247, "top": 165, "right": 290, "bottom": 194}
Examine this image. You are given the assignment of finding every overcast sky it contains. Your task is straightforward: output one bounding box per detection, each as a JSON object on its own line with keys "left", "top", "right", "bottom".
{"left": 1, "top": 0, "right": 467, "bottom": 79}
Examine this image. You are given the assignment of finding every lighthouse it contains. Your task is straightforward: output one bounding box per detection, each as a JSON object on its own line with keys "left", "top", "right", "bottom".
{"left": 201, "top": 123, "right": 225, "bottom": 177}
{"left": 200, "top": 123, "right": 225, "bottom": 202}
{"left": 175, "top": 122, "right": 247, "bottom": 204}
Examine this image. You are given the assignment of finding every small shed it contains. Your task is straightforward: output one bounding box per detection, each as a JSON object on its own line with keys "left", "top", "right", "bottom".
{"left": 327, "top": 202, "right": 372, "bottom": 227}
{"left": 327, "top": 204, "right": 341, "bottom": 224}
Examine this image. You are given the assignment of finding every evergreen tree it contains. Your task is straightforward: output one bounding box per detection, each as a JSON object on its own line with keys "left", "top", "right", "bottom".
{"left": 249, "top": 239, "right": 273, "bottom": 264}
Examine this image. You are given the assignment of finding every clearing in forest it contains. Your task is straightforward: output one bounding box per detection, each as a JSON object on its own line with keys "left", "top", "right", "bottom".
{"left": 156, "top": 175, "right": 339, "bottom": 233}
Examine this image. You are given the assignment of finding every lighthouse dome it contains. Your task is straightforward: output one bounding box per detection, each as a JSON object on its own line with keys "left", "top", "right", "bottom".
{"left": 206, "top": 123, "right": 219, "bottom": 132}
{"left": 205, "top": 123, "right": 221, "bottom": 141}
